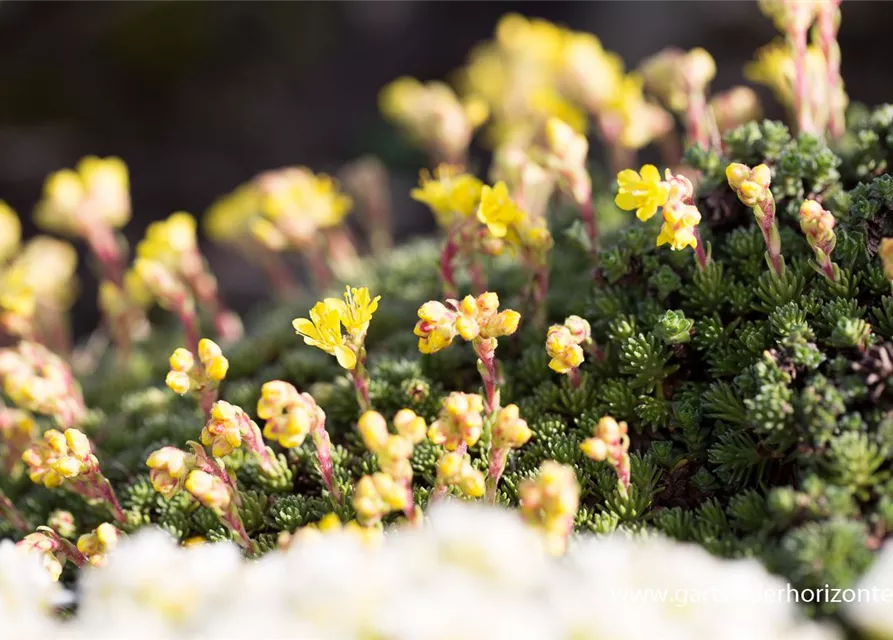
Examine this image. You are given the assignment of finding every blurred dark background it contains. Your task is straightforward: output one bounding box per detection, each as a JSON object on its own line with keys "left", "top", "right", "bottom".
{"left": 1, "top": 1, "right": 891, "bottom": 333}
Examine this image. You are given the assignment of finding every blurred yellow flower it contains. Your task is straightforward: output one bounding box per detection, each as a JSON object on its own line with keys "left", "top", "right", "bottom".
{"left": 476, "top": 181, "right": 524, "bottom": 238}
{"left": 410, "top": 165, "right": 484, "bottom": 227}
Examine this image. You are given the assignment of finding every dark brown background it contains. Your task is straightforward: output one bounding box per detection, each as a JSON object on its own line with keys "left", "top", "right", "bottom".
{"left": 0, "top": 1, "right": 890, "bottom": 333}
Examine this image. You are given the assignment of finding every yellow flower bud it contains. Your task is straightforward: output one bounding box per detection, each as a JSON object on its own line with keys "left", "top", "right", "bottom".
{"left": 458, "top": 466, "right": 485, "bottom": 498}
{"left": 165, "top": 370, "right": 192, "bottom": 395}
{"left": 393, "top": 409, "right": 426, "bottom": 444}
{"left": 169, "top": 348, "right": 194, "bottom": 373}
{"left": 184, "top": 469, "right": 231, "bottom": 511}
{"left": 358, "top": 410, "right": 389, "bottom": 454}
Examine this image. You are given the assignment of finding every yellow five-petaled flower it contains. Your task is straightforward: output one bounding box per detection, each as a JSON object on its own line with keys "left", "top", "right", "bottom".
{"left": 293, "top": 286, "right": 380, "bottom": 370}
{"left": 614, "top": 164, "right": 670, "bottom": 222}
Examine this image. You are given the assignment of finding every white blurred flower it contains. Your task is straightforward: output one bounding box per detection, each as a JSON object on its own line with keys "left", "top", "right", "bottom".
{"left": 70, "top": 527, "right": 242, "bottom": 639}
{"left": 845, "top": 539, "right": 893, "bottom": 639}
{"left": 0, "top": 540, "right": 66, "bottom": 637}
{"left": 0, "top": 505, "right": 843, "bottom": 639}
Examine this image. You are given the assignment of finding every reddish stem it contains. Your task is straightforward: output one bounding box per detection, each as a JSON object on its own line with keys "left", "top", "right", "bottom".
{"left": 440, "top": 228, "right": 459, "bottom": 299}
{"left": 692, "top": 227, "right": 709, "bottom": 271}
{"left": 473, "top": 340, "right": 499, "bottom": 415}
{"left": 790, "top": 26, "right": 813, "bottom": 134}
{"left": 485, "top": 446, "right": 507, "bottom": 503}
{"left": 84, "top": 224, "right": 125, "bottom": 287}
{"left": 0, "top": 490, "right": 29, "bottom": 532}
{"left": 818, "top": 2, "right": 844, "bottom": 138}
{"left": 569, "top": 367, "right": 582, "bottom": 389}
{"left": 312, "top": 417, "right": 341, "bottom": 504}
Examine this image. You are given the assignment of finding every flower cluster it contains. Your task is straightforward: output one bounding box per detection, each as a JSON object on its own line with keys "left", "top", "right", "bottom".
{"left": 545, "top": 315, "right": 592, "bottom": 382}
{"left": 0, "top": 342, "right": 86, "bottom": 429}
{"left": 487, "top": 404, "right": 532, "bottom": 501}
{"left": 76, "top": 523, "right": 120, "bottom": 568}
{"left": 581, "top": 415, "right": 632, "bottom": 493}
{"left": 640, "top": 47, "right": 716, "bottom": 148}
{"left": 294, "top": 285, "right": 380, "bottom": 410}
{"left": 435, "top": 450, "right": 485, "bottom": 499}
{"left": 21, "top": 429, "right": 124, "bottom": 523}
{"left": 379, "top": 77, "right": 487, "bottom": 165}
{"left": 751, "top": 0, "right": 845, "bottom": 137}
{"left": 165, "top": 338, "right": 229, "bottom": 414}
{"left": 201, "top": 400, "right": 276, "bottom": 475}
{"left": 799, "top": 199, "right": 839, "bottom": 282}
{"left": 352, "top": 472, "right": 410, "bottom": 526}
{"left": 258, "top": 380, "right": 339, "bottom": 500}
{"left": 615, "top": 165, "right": 706, "bottom": 266}
{"left": 519, "top": 461, "right": 580, "bottom": 555}
{"left": 146, "top": 442, "right": 251, "bottom": 548}
{"left": 428, "top": 392, "right": 485, "bottom": 452}
{"left": 136, "top": 212, "right": 242, "bottom": 344}
{"left": 727, "top": 162, "right": 784, "bottom": 276}
{"left": 0, "top": 204, "right": 77, "bottom": 347}
{"left": 415, "top": 292, "right": 520, "bottom": 412}
{"left": 412, "top": 165, "right": 550, "bottom": 298}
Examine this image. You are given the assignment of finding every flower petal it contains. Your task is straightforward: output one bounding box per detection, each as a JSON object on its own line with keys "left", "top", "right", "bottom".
{"left": 334, "top": 345, "right": 357, "bottom": 370}
{"left": 640, "top": 164, "right": 661, "bottom": 183}
{"left": 614, "top": 192, "right": 637, "bottom": 211}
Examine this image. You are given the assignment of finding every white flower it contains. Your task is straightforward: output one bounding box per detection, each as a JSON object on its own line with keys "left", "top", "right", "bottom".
{"left": 70, "top": 527, "right": 242, "bottom": 639}
{"left": 0, "top": 540, "right": 66, "bottom": 637}
{"left": 845, "top": 539, "right": 893, "bottom": 638}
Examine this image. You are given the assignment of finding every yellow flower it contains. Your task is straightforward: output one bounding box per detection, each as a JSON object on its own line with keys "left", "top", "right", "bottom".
{"left": 185, "top": 469, "right": 231, "bottom": 511}
{"left": 77, "top": 523, "right": 119, "bottom": 567}
{"left": 545, "top": 325, "right": 584, "bottom": 374}
{"left": 146, "top": 446, "right": 190, "bottom": 499}
{"left": 204, "top": 183, "right": 262, "bottom": 243}
{"left": 198, "top": 338, "right": 229, "bottom": 382}
{"left": 0, "top": 200, "right": 21, "bottom": 263}
{"left": 36, "top": 156, "right": 130, "bottom": 235}
{"left": 428, "top": 392, "right": 484, "bottom": 451}
{"left": 615, "top": 165, "right": 670, "bottom": 221}
{"left": 293, "top": 300, "right": 357, "bottom": 370}
{"left": 656, "top": 201, "right": 701, "bottom": 251}
{"left": 476, "top": 181, "right": 524, "bottom": 238}
{"left": 492, "top": 404, "right": 532, "bottom": 449}
{"left": 411, "top": 165, "right": 484, "bottom": 227}
{"left": 413, "top": 301, "right": 458, "bottom": 354}
{"left": 327, "top": 286, "right": 380, "bottom": 338}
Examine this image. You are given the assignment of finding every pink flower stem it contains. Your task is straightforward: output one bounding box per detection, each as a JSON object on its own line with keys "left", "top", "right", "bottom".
{"left": 256, "top": 247, "right": 300, "bottom": 299}
{"left": 485, "top": 446, "right": 507, "bottom": 503}
{"left": 757, "top": 198, "right": 784, "bottom": 278}
{"left": 473, "top": 340, "right": 500, "bottom": 415}
{"left": 569, "top": 367, "right": 582, "bottom": 389}
{"left": 84, "top": 224, "right": 125, "bottom": 287}
{"left": 401, "top": 479, "right": 417, "bottom": 523}
{"left": 199, "top": 388, "right": 218, "bottom": 419}
{"left": 440, "top": 227, "right": 460, "bottom": 299}
{"left": 307, "top": 244, "right": 333, "bottom": 293}
{"left": 222, "top": 502, "right": 253, "bottom": 550}
{"left": 685, "top": 89, "right": 709, "bottom": 151}
{"left": 239, "top": 414, "right": 278, "bottom": 476}
{"left": 790, "top": 25, "right": 813, "bottom": 134}
{"left": 468, "top": 259, "right": 486, "bottom": 295}
{"left": 570, "top": 179, "right": 599, "bottom": 253}
{"left": 817, "top": 1, "right": 844, "bottom": 138}
{"left": 173, "top": 296, "right": 200, "bottom": 354}
{"left": 312, "top": 416, "right": 341, "bottom": 504}
{"left": 692, "top": 227, "right": 709, "bottom": 271}
{"left": 0, "top": 489, "right": 29, "bottom": 532}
